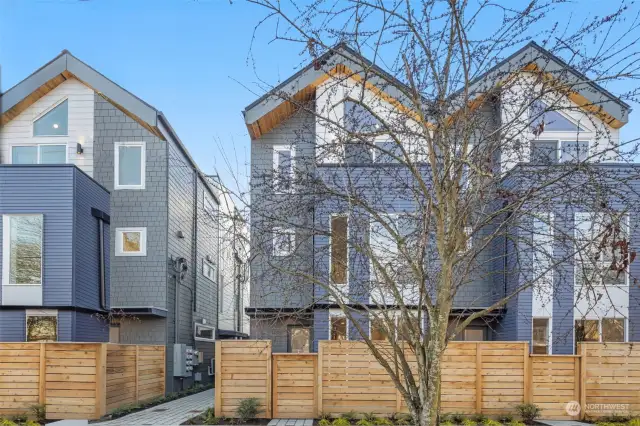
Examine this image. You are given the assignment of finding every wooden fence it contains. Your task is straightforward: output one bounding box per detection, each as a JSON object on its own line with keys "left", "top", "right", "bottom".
{"left": 215, "top": 340, "right": 640, "bottom": 420}
{"left": 0, "top": 342, "right": 165, "bottom": 420}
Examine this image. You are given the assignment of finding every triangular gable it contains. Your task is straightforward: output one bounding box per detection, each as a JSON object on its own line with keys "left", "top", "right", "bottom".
{"left": 0, "top": 50, "right": 164, "bottom": 139}
{"left": 244, "top": 42, "right": 631, "bottom": 140}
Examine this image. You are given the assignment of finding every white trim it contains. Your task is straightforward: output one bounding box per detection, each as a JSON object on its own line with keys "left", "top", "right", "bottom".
{"left": 8, "top": 143, "right": 69, "bottom": 164}
{"left": 194, "top": 322, "right": 216, "bottom": 342}
{"left": 530, "top": 139, "right": 591, "bottom": 163}
{"left": 2, "top": 215, "right": 44, "bottom": 307}
{"left": 329, "top": 214, "right": 349, "bottom": 286}
{"left": 202, "top": 258, "right": 216, "bottom": 282}
{"left": 32, "top": 97, "right": 69, "bottom": 137}
{"left": 272, "top": 227, "right": 295, "bottom": 257}
{"left": 26, "top": 309, "right": 58, "bottom": 342}
{"left": 114, "top": 141, "right": 146, "bottom": 190}
{"left": 115, "top": 227, "right": 147, "bottom": 256}
{"left": 273, "top": 145, "right": 295, "bottom": 193}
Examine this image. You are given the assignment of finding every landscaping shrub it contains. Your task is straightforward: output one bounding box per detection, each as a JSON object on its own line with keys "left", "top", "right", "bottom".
{"left": 373, "top": 418, "right": 393, "bottom": 426}
{"left": 482, "top": 419, "right": 501, "bottom": 426}
{"left": 235, "top": 398, "right": 262, "bottom": 423}
{"left": 440, "top": 421, "right": 455, "bottom": 426}
{"left": 0, "top": 420, "right": 16, "bottom": 426}
{"left": 628, "top": 419, "right": 640, "bottom": 426}
{"left": 9, "top": 414, "right": 27, "bottom": 424}
{"left": 509, "top": 421, "right": 525, "bottom": 426}
{"left": 395, "top": 414, "right": 412, "bottom": 425}
{"left": 30, "top": 404, "right": 46, "bottom": 424}
{"left": 356, "top": 420, "right": 373, "bottom": 426}
{"left": 451, "top": 413, "right": 465, "bottom": 424}
{"left": 319, "top": 419, "right": 331, "bottom": 426}
{"left": 201, "top": 407, "right": 220, "bottom": 425}
{"left": 497, "top": 415, "right": 513, "bottom": 424}
{"left": 363, "top": 413, "right": 377, "bottom": 422}
{"left": 514, "top": 404, "right": 542, "bottom": 424}
{"left": 332, "top": 418, "right": 351, "bottom": 426}
{"left": 462, "top": 419, "right": 477, "bottom": 426}
{"left": 472, "top": 414, "right": 487, "bottom": 424}
{"left": 342, "top": 411, "right": 358, "bottom": 421}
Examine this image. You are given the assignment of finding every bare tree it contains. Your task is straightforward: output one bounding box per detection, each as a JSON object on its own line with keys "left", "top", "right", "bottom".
{"left": 226, "top": 1, "right": 640, "bottom": 425}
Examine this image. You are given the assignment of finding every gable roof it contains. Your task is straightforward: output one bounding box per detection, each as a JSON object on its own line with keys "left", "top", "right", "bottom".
{"left": 0, "top": 50, "right": 220, "bottom": 204}
{"left": 243, "top": 41, "right": 631, "bottom": 139}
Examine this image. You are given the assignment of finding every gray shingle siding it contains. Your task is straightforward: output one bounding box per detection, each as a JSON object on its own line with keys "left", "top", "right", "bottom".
{"left": 93, "top": 94, "right": 168, "bottom": 311}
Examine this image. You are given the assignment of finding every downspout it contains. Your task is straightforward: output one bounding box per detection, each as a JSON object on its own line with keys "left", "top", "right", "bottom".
{"left": 91, "top": 208, "right": 110, "bottom": 311}
{"left": 192, "top": 171, "right": 198, "bottom": 313}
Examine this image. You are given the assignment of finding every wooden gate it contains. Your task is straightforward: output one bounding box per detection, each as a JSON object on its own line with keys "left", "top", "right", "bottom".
{"left": 272, "top": 354, "right": 317, "bottom": 418}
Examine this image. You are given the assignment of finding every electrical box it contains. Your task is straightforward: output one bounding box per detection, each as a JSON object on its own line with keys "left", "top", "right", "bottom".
{"left": 173, "top": 344, "right": 195, "bottom": 377}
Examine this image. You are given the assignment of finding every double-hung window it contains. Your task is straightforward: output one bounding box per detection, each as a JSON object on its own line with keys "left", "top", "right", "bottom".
{"left": 115, "top": 142, "right": 146, "bottom": 190}
{"left": 273, "top": 146, "right": 294, "bottom": 192}
{"left": 2, "top": 215, "right": 44, "bottom": 306}
{"left": 575, "top": 213, "right": 629, "bottom": 287}
{"left": 12, "top": 144, "right": 67, "bottom": 164}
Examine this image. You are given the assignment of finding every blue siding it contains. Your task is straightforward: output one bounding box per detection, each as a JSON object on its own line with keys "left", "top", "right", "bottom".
{"left": 0, "top": 165, "right": 75, "bottom": 306}
{"left": 313, "top": 309, "right": 329, "bottom": 352}
{"left": 73, "top": 168, "right": 111, "bottom": 311}
{"left": 0, "top": 310, "right": 26, "bottom": 341}
{"left": 57, "top": 310, "right": 73, "bottom": 341}
{"left": 74, "top": 311, "right": 109, "bottom": 342}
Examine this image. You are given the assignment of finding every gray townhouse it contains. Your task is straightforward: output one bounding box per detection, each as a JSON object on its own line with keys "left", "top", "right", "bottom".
{"left": 244, "top": 42, "right": 639, "bottom": 355}
{"left": 0, "top": 50, "right": 236, "bottom": 392}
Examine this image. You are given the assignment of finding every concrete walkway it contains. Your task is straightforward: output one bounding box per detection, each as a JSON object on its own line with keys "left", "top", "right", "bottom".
{"left": 268, "top": 420, "right": 314, "bottom": 426}
{"left": 94, "top": 388, "right": 214, "bottom": 426}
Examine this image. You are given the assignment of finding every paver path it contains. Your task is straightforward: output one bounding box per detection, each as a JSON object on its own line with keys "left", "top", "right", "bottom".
{"left": 268, "top": 420, "right": 314, "bottom": 426}
{"left": 94, "top": 388, "right": 214, "bottom": 426}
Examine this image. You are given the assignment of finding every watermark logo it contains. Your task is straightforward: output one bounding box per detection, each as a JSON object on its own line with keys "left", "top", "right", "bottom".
{"left": 565, "top": 401, "right": 581, "bottom": 416}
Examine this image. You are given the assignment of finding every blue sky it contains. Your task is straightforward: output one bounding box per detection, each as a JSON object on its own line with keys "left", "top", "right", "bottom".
{"left": 1, "top": 0, "right": 638, "bottom": 193}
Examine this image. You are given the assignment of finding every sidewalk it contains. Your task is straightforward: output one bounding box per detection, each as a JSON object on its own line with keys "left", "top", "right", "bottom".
{"left": 94, "top": 388, "right": 214, "bottom": 426}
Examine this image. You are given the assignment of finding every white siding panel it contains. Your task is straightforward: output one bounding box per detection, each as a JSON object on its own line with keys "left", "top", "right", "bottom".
{"left": 0, "top": 78, "right": 95, "bottom": 176}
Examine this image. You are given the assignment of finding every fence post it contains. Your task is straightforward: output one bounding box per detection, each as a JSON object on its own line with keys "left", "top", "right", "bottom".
{"left": 39, "top": 343, "right": 46, "bottom": 407}
{"left": 574, "top": 356, "right": 581, "bottom": 420}
{"left": 266, "top": 341, "right": 272, "bottom": 418}
{"left": 579, "top": 344, "right": 587, "bottom": 420}
{"left": 215, "top": 341, "right": 222, "bottom": 417}
{"left": 475, "top": 342, "right": 483, "bottom": 414}
{"left": 95, "top": 343, "right": 107, "bottom": 419}
{"left": 523, "top": 342, "right": 531, "bottom": 404}
{"left": 135, "top": 345, "right": 140, "bottom": 403}
{"left": 317, "top": 342, "right": 323, "bottom": 416}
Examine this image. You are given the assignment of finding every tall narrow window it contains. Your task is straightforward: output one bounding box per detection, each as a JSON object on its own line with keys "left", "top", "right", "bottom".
{"left": 6, "top": 215, "right": 43, "bottom": 285}
{"left": 115, "top": 142, "right": 146, "bottom": 190}
{"left": 331, "top": 216, "right": 348, "bottom": 284}
{"left": 532, "top": 318, "right": 550, "bottom": 354}
{"left": 273, "top": 146, "right": 294, "bottom": 192}
{"left": 330, "top": 315, "right": 347, "bottom": 340}
{"left": 33, "top": 100, "right": 68, "bottom": 136}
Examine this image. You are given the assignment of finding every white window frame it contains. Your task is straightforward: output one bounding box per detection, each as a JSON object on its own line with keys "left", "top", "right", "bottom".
{"left": 530, "top": 139, "right": 591, "bottom": 163}
{"left": 26, "top": 309, "right": 58, "bottom": 342}
{"left": 329, "top": 310, "right": 349, "bottom": 341}
{"left": 114, "top": 141, "right": 146, "bottom": 190}
{"left": 203, "top": 258, "right": 216, "bottom": 282}
{"left": 115, "top": 227, "right": 147, "bottom": 256}
{"left": 368, "top": 309, "right": 424, "bottom": 340}
{"left": 32, "top": 97, "right": 69, "bottom": 137}
{"left": 9, "top": 143, "right": 69, "bottom": 164}
{"left": 2, "top": 215, "right": 44, "bottom": 306}
{"left": 194, "top": 322, "right": 216, "bottom": 342}
{"left": 329, "top": 214, "right": 349, "bottom": 286}
{"left": 574, "top": 213, "right": 629, "bottom": 287}
{"left": 532, "top": 317, "right": 552, "bottom": 354}
{"left": 273, "top": 145, "right": 295, "bottom": 193}
{"left": 272, "top": 227, "right": 295, "bottom": 257}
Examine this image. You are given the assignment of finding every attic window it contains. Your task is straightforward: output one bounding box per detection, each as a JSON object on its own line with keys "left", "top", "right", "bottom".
{"left": 530, "top": 100, "right": 586, "bottom": 133}
{"left": 33, "top": 100, "right": 68, "bottom": 136}
{"left": 343, "top": 100, "right": 383, "bottom": 134}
